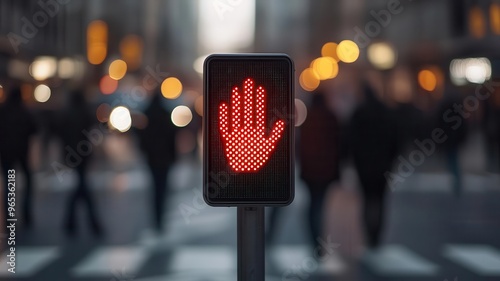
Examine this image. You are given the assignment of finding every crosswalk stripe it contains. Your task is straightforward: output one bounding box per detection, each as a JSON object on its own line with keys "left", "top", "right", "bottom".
{"left": 135, "top": 272, "right": 282, "bottom": 281}
{"left": 393, "top": 173, "right": 500, "bottom": 193}
{"left": 364, "top": 245, "right": 439, "bottom": 276}
{"left": 444, "top": 244, "right": 500, "bottom": 275}
{"left": 170, "top": 246, "right": 235, "bottom": 272}
{"left": 0, "top": 247, "right": 59, "bottom": 277}
{"left": 71, "top": 246, "right": 148, "bottom": 277}
{"left": 272, "top": 245, "right": 346, "bottom": 275}
{"left": 138, "top": 210, "right": 233, "bottom": 249}
{"left": 11, "top": 244, "right": 500, "bottom": 279}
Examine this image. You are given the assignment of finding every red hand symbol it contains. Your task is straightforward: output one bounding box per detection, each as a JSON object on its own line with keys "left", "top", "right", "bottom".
{"left": 219, "top": 78, "right": 285, "bottom": 172}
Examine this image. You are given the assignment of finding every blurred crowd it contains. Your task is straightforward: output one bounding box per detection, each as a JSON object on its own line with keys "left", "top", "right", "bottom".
{"left": 1, "top": 65, "right": 499, "bottom": 259}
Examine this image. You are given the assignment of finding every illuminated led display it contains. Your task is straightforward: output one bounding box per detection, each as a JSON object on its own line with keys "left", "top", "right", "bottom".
{"left": 219, "top": 78, "right": 285, "bottom": 172}
{"left": 204, "top": 54, "right": 294, "bottom": 206}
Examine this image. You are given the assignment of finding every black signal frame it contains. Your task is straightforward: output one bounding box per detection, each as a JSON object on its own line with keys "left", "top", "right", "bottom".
{"left": 203, "top": 54, "right": 295, "bottom": 207}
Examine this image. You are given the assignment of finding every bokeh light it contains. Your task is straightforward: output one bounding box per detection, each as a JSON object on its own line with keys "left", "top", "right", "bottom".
{"left": 87, "top": 20, "right": 108, "bottom": 65}
{"left": 466, "top": 63, "right": 488, "bottom": 84}
{"left": 58, "top": 58, "right": 76, "bottom": 79}
{"left": 34, "top": 84, "right": 51, "bottom": 103}
{"left": 30, "top": 56, "right": 57, "bottom": 81}
{"left": 299, "top": 68, "right": 320, "bottom": 92}
{"left": 21, "top": 84, "right": 33, "bottom": 102}
{"left": 450, "top": 57, "right": 491, "bottom": 85}
{"left": 337, "top": 40, "right": 359, "bottom": 63}
{"left": 99, "top": 75, "right": 118, "bottom": 94}
{"left": 8, "top": 59, "right": 29, "bottom": 81}
{"left": 87, "top": 43, "right": 107, "bottom": 65}
{"left": 171, "top": 105, "right": 193, "bottom": 127}
{"left": 96, "top": 103, "right": 111, "bottom": 122}
{"left": 161, "top": 77, "right": 183, "bottom": 99}
{"left": 367, "top": 42, "right": 397, "bottom": 70}
{"left": 193, "top": 55, "right": 208, "bottom": 75}
{"left": 450, "top": 59, "right": 467, "bottom": 85}
{"left": 469, "top": 6, "right": 486, "bottom": 38}
{"left": 294, "top": 98, "right": 307, "bottom": 127}
{"left": 389, "top": 67, "right": 413, "bottom": 103}
{"left": 418, "top": 69, "right": 437, "bottom": 92}
{"left": 490, "top": 3, "right": 500, "bottom": 35}
{"left": 119, "top": 34, "right": 143, "bottom": 71}
{"left": 311, "top": 57, "right": 339, "bottom": 80}
{"left": 0, "top": 85, "right": 5, "bottom": 103}
{"left": 108, "top": 59, "right": 127, "bottom": 80}
{"left": 194, "top": 95, "right": 204, "bottom": 116}
{"left": 321, "top": 42, "right": 339, "bottom": 62}
{"left": 109, "top": 106, "right": 132, "bottom": 132}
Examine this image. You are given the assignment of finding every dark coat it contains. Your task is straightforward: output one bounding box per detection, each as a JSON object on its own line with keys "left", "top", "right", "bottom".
{"left": 0, "top": 87, "right": 37, "bottom": 161}
{"left": 137, "top": 95, "right": 177, "bottom": 169}
{"left": 350, "top": 86, "right": 398, "bottom": 187}
{"left": 299, "top": 95, "right": 340, "bottom": 187}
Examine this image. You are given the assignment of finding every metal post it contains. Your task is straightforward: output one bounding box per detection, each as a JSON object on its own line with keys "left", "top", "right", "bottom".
{"left": 237, "top": 206, "right": 265, "bottom": 281}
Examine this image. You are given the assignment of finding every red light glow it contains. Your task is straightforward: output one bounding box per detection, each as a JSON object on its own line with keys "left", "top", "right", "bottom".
{"left": 219, "top": 78, "right": 285, "bottom": 172}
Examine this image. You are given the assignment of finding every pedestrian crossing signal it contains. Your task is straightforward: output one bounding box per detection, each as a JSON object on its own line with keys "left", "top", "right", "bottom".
{"left": 218, "top": 78, "right": 285, "bottom": 172}
{"left": 203, "top": 54, "right": 294, "bottom": 206}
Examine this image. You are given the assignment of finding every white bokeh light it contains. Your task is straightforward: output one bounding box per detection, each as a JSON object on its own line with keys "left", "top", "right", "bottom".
{"left": 30, "top": 56, "right": 57, "bottom": 81}
{"left": 294, "top": 99, "right": 307, "bottom": 127}
{"left": 197, "top": 0, "right": 255, "bottom": 52}
{"left": 367, "top": 42, "right": 397, "bottom": 70}
{"left": 171, "top": 105, "right": 193, "bottom": 127}
{"left": 193, "top": 55, "right": 208, "bottom": 75}
{"left": 450, "top": 57, "right": 491, "bottom": 85}
{"left": 34, "top": 84, "right": 51, "bottom": 103}
{"left": 58, "top": 58, "right": 76, "bottom": 79}
{"left": 109, "top": 106, "right": 132, "bottom": 132}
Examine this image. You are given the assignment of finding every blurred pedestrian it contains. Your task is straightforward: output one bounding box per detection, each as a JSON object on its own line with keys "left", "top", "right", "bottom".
{"left": 137, "top": 91, "right": 177, "bottom": 232}
{"left": 60, "top": 90, "right": 102, "bottom": 236}
{"left": 350, "top": 84, "right": 398, "bottom": 249}
{"left": 437, "top": 88, "right": 467, "bottom": 197}
{"left": 0, "top": 85, "right": 37, "bottom": 227}
{"left": 299, "top": 92, "right": 341, "bottom": 252}
{"left": 483, "top": 86, "right": 500, "bottom": 173}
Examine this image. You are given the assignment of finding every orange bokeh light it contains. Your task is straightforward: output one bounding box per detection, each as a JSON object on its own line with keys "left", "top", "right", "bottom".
{"left": 120, "top": 35, "right": 143, "bottom": 71}
{"left": 490, "top": 3, "right": 500, "bottom": 35}
{"left": 311, "top": 57, "right": 339, "bottom": 80}
{"left": 108, "top": 59, "right": 127, "bottom": 80}
{"left": 299, "top": 68, "right": 320, "bottom": 92}
{"left": 469, "top": 6, "right": 486, "bottom": 38}
{"left": 87, "top": 20, "right": 108, "bottom": 65}
{"left": 418, "top": 69, "right": 437, "bottom": 92}
{"left": 99, "top": 75, "right": 118, "bottom": 94}
{"left": 321, "top": 42, "right": 339, "bottom": 62}
{"left": 161, "top": 77, "right": 183, "bottom": 99}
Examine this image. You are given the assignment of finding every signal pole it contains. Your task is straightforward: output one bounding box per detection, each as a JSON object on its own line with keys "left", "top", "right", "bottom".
{"left": 237, "top": 207, "right": 265, "bottom": 281}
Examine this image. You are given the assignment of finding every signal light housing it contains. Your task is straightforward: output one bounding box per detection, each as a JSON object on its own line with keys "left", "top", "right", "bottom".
{"left": 203, "top": 54, "right": 295, "bottom": 206}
